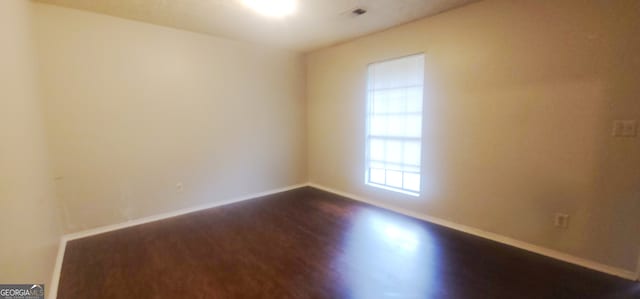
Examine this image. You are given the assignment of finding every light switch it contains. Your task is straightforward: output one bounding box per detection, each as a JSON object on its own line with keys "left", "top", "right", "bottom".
{"left": 612, "top": 120, "right": 637, "bottom": 137}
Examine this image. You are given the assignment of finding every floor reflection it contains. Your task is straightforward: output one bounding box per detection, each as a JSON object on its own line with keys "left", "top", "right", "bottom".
{"left": 336, "top": 208, "right": 440, "bottom": 299}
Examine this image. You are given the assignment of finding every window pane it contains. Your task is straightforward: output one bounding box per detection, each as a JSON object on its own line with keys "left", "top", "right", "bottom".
{"left": 370, "top": 115, "right": 388, "bottom": 136}
{"left": 386, "top": 170, "right": 403, "bottom": 188}
{"left": 403, "top": 141, "right": 421, "bottom": 166}
{"left": 403, "top": 173, "right": 420, "bottom": 192}
{"left": 406, "top": 115, "right": 422, "bottom": 137}
{"left": 386, "top": 140, "right": 403, "bottom": 164}
{"left": 370, "top": 168, "right": 385, "bottom": 184}
{"left": 388, "top": 89, "right": 405, "bottom": 113}
{"left": 388, "top": 115, "right": 406, "bottom": 136}
{"left": 369, "top": 139, "right": 384, "bottom": 161}
{"left": 382, "top": 62, "right": 400, "bottom": 89}
{"left": 406, "top": 87, "right": 423, "bottom": 112}
{"left": 369, "top": 161, "right": 382, "bottom": 168}
{"left": 372, "top": 90, "right": 390, "bottom": 114}
{"left": 405, "top": 56, "right": 424, "bottom": 86}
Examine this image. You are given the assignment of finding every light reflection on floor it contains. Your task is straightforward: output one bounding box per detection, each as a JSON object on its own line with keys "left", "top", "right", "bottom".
{"left": 335, "top": 208, "right": 440, "bottom": 299}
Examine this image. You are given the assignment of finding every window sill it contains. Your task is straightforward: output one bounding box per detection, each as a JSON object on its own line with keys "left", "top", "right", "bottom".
{"left": 366, "top": 182, "right": 420, "bottom": 197}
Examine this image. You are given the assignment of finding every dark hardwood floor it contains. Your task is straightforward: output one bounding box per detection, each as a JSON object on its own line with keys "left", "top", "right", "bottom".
{"left": 58, "top": 187, "right": 640, "bottom": 298}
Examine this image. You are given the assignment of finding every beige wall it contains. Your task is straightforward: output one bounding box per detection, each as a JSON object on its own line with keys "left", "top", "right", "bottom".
{"left": 306, "top": 0, "right": 640, "bottom": 271}
{"left": 33, "top": 4, "right": 307, "bottom": 232}
{"left": 0, "top": 1, "right": 62, "bottom": 284}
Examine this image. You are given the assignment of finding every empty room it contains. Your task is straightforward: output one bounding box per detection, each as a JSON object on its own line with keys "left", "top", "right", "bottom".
{"left": 1, "top": 0, "right": 639, "bottom": 298}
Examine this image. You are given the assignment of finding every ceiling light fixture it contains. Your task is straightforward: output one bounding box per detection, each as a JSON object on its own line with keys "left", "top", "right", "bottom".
{"left": 242, "top": 0, "right": 296, "bottom": 18}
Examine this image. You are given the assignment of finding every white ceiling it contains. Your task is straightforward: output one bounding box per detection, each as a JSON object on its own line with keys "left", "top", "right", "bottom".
{"left": 36, "top": 0, "right": 479, "bottom": 52}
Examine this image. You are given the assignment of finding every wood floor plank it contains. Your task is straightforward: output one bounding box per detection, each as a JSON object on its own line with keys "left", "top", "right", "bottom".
{"left": 57, "top": 187, "right": 640, "bottom": 298}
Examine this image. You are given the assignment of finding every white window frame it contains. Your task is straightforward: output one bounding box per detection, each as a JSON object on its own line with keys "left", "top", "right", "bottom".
{"left": 364, "top": 53, "right": 424, "bottom": 196}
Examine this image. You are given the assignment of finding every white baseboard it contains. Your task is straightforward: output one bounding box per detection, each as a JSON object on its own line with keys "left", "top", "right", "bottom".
{"left": 307, "top": 183, "right": 638, "bottom": 281}
{"left": 48, "top": 183, "right": 307, "bottom": 299}
{"left": 48, "top": 237, "right": 66, "bottom": 299}
{"left": 63, "top": 183, "right": 307, "bottom": 241}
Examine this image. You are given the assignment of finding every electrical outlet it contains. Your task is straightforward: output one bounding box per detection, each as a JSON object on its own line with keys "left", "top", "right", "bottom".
{"left": 612, "top": 120, "right": 637, "bottom": 137}
{"left": 554, "top": 213, "right": 570, "bottom": 229}
{"left": 176, "top": 182, "right": 184, "bottom": 193}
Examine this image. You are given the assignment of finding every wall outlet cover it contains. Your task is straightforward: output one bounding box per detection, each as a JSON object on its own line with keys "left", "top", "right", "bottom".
{"left": 612, "top": 120, "right": 637, "bottom": 137}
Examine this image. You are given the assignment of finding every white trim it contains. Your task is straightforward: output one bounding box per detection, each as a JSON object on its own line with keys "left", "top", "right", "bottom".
{"left": 64, "top": 184, "right": 306, "bottom": 241}
{"left": 366, "top": 182, "right": 419, "bottom": 197}
{"left": 48, "top": 237, "right": 66, "bottom": 299}
{"left": 307, "top": 182, "right": 638, "bottom": 281}
{"left": 48, "top": 183, "right": 306, "bottom": 299}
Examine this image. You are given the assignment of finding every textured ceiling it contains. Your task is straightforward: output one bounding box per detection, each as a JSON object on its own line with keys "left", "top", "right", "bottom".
{"left": 35, "top": 0, "right": 479, "bottom": 52}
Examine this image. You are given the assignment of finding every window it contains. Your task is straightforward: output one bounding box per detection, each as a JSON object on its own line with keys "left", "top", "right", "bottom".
{"left": 365, "top": 54, "right": 424, "bottom": 196}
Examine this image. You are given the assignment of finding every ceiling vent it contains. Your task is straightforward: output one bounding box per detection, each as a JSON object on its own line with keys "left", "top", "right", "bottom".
{"left": 352, "top": 8, "right": 367, "bottom": 16}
